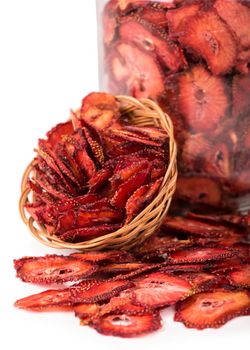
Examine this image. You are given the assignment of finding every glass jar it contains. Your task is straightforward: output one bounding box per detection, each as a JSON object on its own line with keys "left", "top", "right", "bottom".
{"left": 96, "top": 0, "right": 250, "bottom": 212}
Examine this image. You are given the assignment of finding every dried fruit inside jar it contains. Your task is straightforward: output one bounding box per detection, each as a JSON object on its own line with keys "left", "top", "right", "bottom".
{"left": 98, "top": 0, "right": 250, "bottom": 211}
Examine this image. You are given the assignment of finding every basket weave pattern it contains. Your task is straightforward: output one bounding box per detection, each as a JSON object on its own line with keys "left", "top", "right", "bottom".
{"left": 19, "top": 96, "right": 177, "bottom": 251}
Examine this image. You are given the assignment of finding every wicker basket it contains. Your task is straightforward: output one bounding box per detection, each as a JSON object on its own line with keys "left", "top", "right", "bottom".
{"left": 19, "top": 95, "right": 177, "bottom": 251}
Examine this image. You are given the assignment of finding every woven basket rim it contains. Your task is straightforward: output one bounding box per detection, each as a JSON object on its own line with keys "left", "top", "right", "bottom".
{"left": 19, "top": 95, "right": 178, "bottom": 251}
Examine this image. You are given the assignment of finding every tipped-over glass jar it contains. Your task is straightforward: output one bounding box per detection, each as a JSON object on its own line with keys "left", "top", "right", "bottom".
{"left": 96, "top": 0, "right": 250, "bottom": 213}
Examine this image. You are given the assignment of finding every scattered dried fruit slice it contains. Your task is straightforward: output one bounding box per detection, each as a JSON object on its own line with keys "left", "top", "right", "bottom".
{"left": 70, "top": 250, "right": 134, "bottom": 264}
{"left": 14, "top": 289, "right": 72, "bottom": 311}
{"left": 132, "top": 272, "right": 194, "bottom": 308}
{"left": 14, "top": 255, "right": 97, "bottom": 284}
{"left": 90, "top": 312, "right": 162, "bottom": 338}
{"left": 215, "top": 0, "right": 250, "bottom": 49}
{"left": 227, "top": 264, "right": 250, "bottom": 288}
{"left": 99, "top": 262, "right": 150, "bottom": 275}
{"left": 177, "top": 11, "right": 237, "bottom": 74}
{"left": 74, "top": 303, "right": 100, "bottom": 324}
{"left": 162, "top": 216, "right": 227, "bottom": 237}
{"left": 168, "top": 247, "right": 234, "bottom": 264}
{"left": 70, "top": 280, "right": 134, "bottom": 304}
{"left": 110, "top": 42, "right": 165, "bottom": 99}
{"left": 119, "top": 17, "right": 186, "bottom": 71}
{"left": 174, "top": 290, "right": 250, "bottom": 329}
{"left": 179, "top": 272, "right": 222, "bottom": 291}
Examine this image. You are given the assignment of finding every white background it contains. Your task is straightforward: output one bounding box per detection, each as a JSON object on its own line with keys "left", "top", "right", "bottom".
{"left": 0, "top": 1, "right": 249, "bottom": 349}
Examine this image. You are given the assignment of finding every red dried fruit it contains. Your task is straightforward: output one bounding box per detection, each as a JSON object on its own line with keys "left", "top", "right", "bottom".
{"left": 111, "top": 263, "right": 161, "bottom": 281}
{"left": 124, "top": 125, "right": 168, "bottom": 145}
{"left": 174, "top": 290, "right": 250, "bottom": 329}
{"left": 46, "top": 121, "right": 74, "bottom": 148}
{"left": 227, "top": 264, "right": 250, "bottom": 288}
{"left": 14, "top": 255, "right": 97, "bottom": 284}
{"left": 160, "top": 264, "right": 205, "bottom": 273}
{"left": 99, "top": 294, "right": 152, "bottom": 318}
{"left": 60, "top": 224, "right": 122, "bottom": 242}
{"left": 177, "top": 11, "right": 237, "bottom": 75}
{"left": 175, "top": 176, "right": 222, "bottom": 207}
{"left": 14, "top": 289, "right": 73, "bottom": 311}
{"left": 99, "top": 263, "right": 150, "bottom": 275}
{"left": 76, "top": 208, "right": 123, "bottom": 228}
{"left": 166, "top": 3, "right": 200, "bottom": 34}
{"left": 110, "top": 160, "right": 149, "bottom": 190}
{"left": 215, "top": 0, "right": 250, "bottom": 49}
{"left": 90, "top": 312, "right": 162, "bottom": 338}
{"left": 125, "top": 178, "right": 162, "bottom": 223}
{"left": 137, "top": 6, "right": 168, "bottom": 28}
{"left": 82, "top": 124, "right": 105, "bottom": 166}
{"left": 109, "top": 42, "right": 165, "bottom": 99}
{"left": 119, "top": 17, "right": 186, "bottom": 71}
{"left": 70, "top": 280, "right": 134, "bottom": 304}
{"left": 80, "top": 92, "right": 120, "bottom": 131}
{"left": 109, "top": 128, "right": 166, "bottom": 147}
{"left": 232, "top": 72, "right": 250, "bottom": 118}
{"left": 111, "top": 169, "right": 150, "bottom": 209}
{"left": 176, "top": 65, "right": 229, "bottom": 132}
{"left": 168, "top": 247, "right": 234, "bottom": 264}
{"left": 131, "top": 272, "right": 194, "bottom": 308}
{"left": 88, "top": 167, "right": 113, "bottom": 193}
{"left": 74, "top": 303, "right": 100, "bottom": 323}
{"left": 179, "top": 272, "right": 221, "bottom": 291}
{"left": 70, "top": 250, "right": 134, "bottom": 264}
{"left": 162, "top": 216, "right": 227, "bottom": 237}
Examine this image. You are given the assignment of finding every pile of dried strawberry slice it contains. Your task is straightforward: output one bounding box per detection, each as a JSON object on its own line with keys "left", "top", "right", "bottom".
{"left": 14, "top": 212, "right": 250, "bottom": 337}
{"left": 103, "top": 0, "right": 250, "bottom": 209}
{"left": 25, "top": 92, "right": 169, "bottom": 242}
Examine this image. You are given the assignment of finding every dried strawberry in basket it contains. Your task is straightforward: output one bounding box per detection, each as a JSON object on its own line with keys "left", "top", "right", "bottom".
{"left": 24, "top": 92, "right": 169, "bottom": 243}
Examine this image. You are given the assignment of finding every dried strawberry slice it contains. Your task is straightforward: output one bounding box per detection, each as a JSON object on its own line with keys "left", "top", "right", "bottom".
{"left": 215, "top": 0, "right": 250, "bottom": 49}
{"left": 180, "top": 273, "right": 222, "bottom": 292}
{"left": 70, "top": 280, "right": 134, "bottom": 304}
{"left": 175, "top": 175, "right": 222, "bottom": 207}
{"left": 74, "top": 303, "right": 100, "bottom": 323}
{"left": 14, "top": 255, "right": 97, "bottom": 284}
{"left": 131, "top": 272, "right": 194, "bottom": 308}
{"left": 174, "top": 290, "right": 250, "bottom": 329}
{"left": 168, "top": 247, "right": 234, "bottom": 264}
{"left": 109, "top": 128, "right": 166, "bottom": 147}
{"left": 14, "top": 289, "right": 73, "bottom": 311}
{"left": 99, "top": 263, "right": 150, "bottom": 275}
{"left": 162, "top": 216, "right": 228, "bottom": 237}
{"left": 166, "top": 3, "right": 200, "bottom": 34}
{"left": 80, "top": 92, "right": 120, "bottom": 131}
{"left": 232, "top": 72, "right": 250, "bottom": 118}
{"left": 76, "top": 208, "right": 123, "bottom": 228}
{"left": 177, "top": 11, "right": 237, "bottom": 75}
{"left": 99, "top": 294, "right": 152, "bottom": 318}
{"left": 123, "top": 125, "right": 168, "bottom": 145}
{"left": 82, "top": 124, "right": 105, "bottom": 166}
{"left": 227, "top": 264, "right": 250, "bottom": 288}
{"left": 137, "top": 6, "right": 168, "bottom": 28}
{"left": 125, "top": 178, "right": 162, "bottom": 223}
{"left": 160, "top": 264, "right": 205, "bottom": 274}
{"left": 111, "top": 169, "right": 150, "bottom": 209}
{"left": 89, "top": 167, "right": 112, "bottom": 193}
{"left": 90, "top": 312, "right": 162, "bottom": 338}
{"left": 60, "top": 224, "right": 121, "bottom": 242}
{"left": 46, "top": 121, "right": 74, "bottom": 148}
{"left": 110, "top": 160, "right": 149, "bottom": 190}
{"left": 70, "top": 250, "right": 134, "bottom": 264}
{"left": 110, "top": 42, "right": 165, "bottom": 100}
{"left": 176, "top": 65, "right": 229, "bottom": 132}
{"left": 119, "top": 17, "right": 186, "bottom": 71}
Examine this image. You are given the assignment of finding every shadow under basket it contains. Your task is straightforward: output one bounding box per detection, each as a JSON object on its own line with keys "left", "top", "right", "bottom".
{"left": 19, "top": 95, "right": 178, "bottom": 251}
